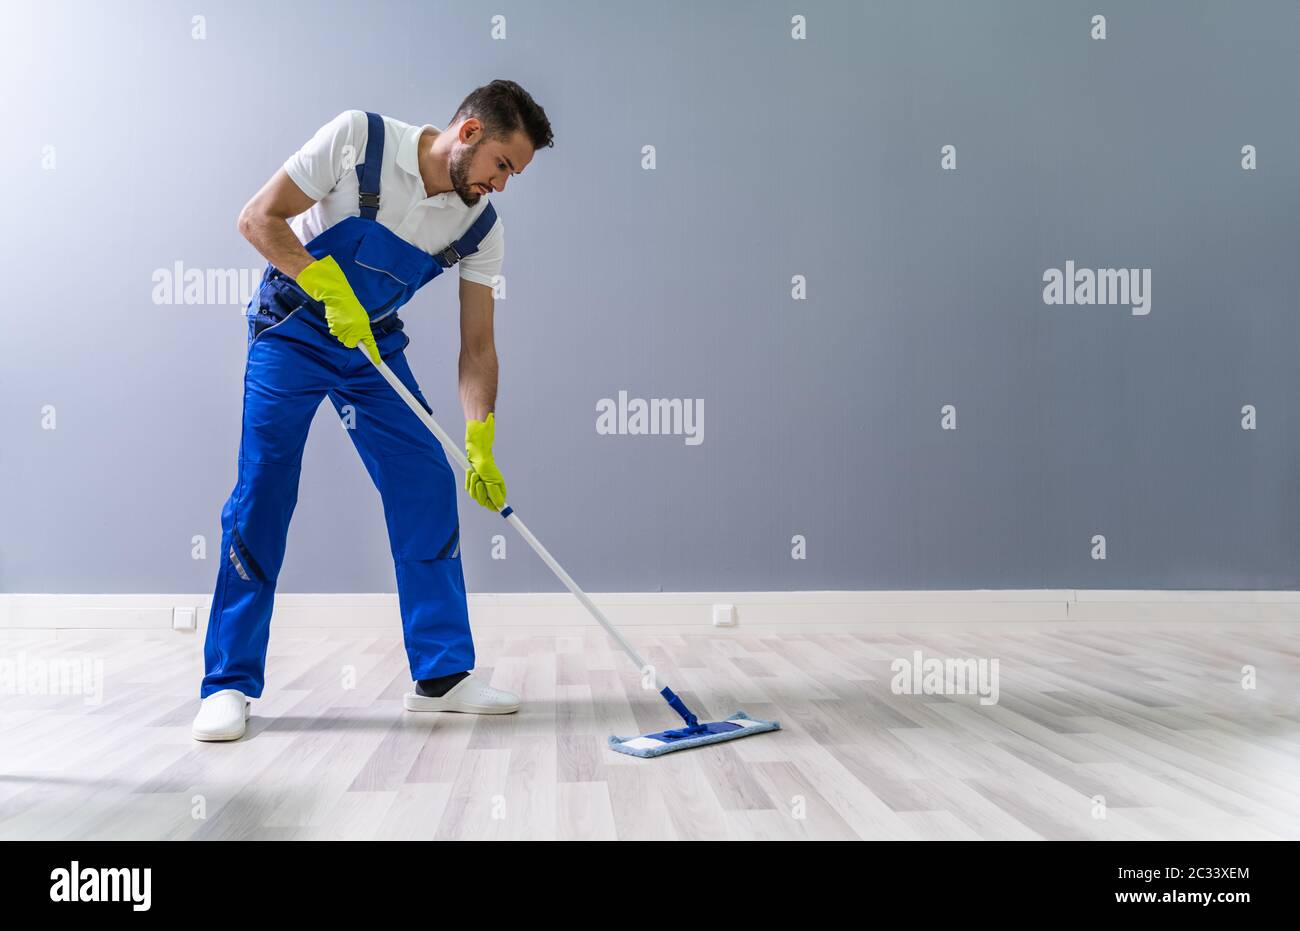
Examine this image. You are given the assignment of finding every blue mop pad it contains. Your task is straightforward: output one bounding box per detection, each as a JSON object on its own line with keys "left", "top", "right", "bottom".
{"left": 609, "top": 709, "right": 781, "bottom": 758}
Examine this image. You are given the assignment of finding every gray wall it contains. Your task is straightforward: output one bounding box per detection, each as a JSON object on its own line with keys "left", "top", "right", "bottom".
{"left": 3, "top": 0, "right": 1299, "bottom": 594}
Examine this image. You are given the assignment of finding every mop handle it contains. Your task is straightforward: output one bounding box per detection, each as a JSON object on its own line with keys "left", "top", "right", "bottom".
{"left": 362, "top": 348, "right": 652, "bottom": 673}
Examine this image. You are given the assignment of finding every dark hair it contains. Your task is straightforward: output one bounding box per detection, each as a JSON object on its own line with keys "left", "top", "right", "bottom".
{"left": 452, "top": 79, "right": 554, "bottom": 151}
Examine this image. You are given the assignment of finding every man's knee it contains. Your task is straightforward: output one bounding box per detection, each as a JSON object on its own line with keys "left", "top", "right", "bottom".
{"left": 225, "top": 459, "right": 302, "bottom": 581}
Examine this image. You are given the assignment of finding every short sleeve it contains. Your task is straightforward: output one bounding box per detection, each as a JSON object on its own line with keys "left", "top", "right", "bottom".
{"left": 458, "top": 216, "right": 504, "bottom": 289}
{"left": 282, "top": 110, "right": 364, "bottom": 202}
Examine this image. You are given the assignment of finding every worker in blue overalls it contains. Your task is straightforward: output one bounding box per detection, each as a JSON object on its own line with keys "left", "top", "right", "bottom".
{"left": 194, "top": 81, "right": 554, "bottom": 741}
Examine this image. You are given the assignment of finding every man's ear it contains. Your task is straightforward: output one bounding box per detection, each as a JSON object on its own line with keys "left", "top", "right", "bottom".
{"left": 459, "top": 118, "right": 483, "bottom": 143}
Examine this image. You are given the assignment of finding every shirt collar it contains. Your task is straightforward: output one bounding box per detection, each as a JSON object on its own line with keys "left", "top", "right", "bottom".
{"left": 397, "top": 123, "right": 437, "bottom": 177}
{"left": 398, "top": 123, "right": 457, "bottom": 207}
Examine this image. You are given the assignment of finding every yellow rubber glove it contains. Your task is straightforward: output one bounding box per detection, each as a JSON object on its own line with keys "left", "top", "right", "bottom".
{"left": 464, "top": 412, "right": 507, "bottom": 510}
{"left": 296, "top": 256, "right": 379, "bottom": 364}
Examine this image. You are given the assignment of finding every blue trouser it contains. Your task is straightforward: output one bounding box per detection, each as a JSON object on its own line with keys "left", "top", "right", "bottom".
{"left": 201, "top": 297, "right": 473, "bottom": 698}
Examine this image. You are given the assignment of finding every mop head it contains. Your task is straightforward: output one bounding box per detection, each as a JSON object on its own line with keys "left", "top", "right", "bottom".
{"left": 608, "top": 711, "right": 780, "bottom": 758}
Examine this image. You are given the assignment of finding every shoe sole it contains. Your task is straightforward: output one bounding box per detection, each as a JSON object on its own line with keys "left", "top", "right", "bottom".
{"left": 191, "top": 702, "right": 251, "bottom": 742}
{"left": 403, "top": 691, "right": 519, "bottom": 714}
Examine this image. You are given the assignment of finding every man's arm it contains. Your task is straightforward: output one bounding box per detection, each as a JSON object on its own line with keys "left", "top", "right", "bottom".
{"left": 458, "top": 278, "right": 498, "bottom": 421}
{"left": 236, "top": 169, "right": 319, "bottom": 279}
{"left": 238, "top": 167, "right": 380, "bottom": 362}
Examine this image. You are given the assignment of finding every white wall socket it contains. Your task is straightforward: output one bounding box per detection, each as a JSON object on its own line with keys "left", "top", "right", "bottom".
{"left": 712, "top": 603, "right": 736, "bottom": 627}
{"left": 172, "top": 606, "right": 197, "bottom": 631}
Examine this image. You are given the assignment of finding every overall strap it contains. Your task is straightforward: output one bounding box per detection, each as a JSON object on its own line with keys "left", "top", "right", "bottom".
{"left": 355, "top": 111, "right": 385, "bottom": 220}
{"left": 435, "top": 203, "right": 499, "bottom": 269}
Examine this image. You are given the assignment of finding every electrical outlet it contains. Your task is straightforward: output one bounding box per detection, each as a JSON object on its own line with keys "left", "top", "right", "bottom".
{"left": 712, "top": 603, "right": 736, "bottom": 627}
{"left": 172, "top": 606, "right": 197, "bottom": 631}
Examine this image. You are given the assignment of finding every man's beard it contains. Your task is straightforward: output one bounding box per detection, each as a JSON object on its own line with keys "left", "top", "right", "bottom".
{"left": 449, "top": 146, "right": 481, "bottom": 207}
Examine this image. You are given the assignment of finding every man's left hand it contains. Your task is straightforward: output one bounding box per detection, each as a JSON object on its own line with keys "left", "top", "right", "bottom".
{"left": 464, "top": 412, "right": 507, "bottom": 510}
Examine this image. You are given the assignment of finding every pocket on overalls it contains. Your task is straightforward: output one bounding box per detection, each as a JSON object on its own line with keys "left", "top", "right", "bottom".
{"left": 228, "top": 527, "right": 267, "bottom": 582}
{"left": 394, "top": 524, "right": 460, "bottom": 565}
{"left": 352, "top": 226, "right": 424, "bottom": 317}
{"left": 434, "top": 527, "right": 461, "bottom": 560}
{"left": 248, "top": 307, "right": 279, "bottom": 343}
{"left": 247, "top": 291, "right": 303, "bottom": 348}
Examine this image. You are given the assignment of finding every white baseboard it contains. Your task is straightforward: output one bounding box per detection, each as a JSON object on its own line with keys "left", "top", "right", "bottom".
{"left": 2, "top": 590, "right": 1300, "bottom": 635}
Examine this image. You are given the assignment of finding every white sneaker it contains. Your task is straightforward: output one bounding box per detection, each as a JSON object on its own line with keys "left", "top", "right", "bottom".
{"left": 192, "top": 689, "right": 251, "bottom": 741}
{"left": 404, "top": 675, "right": 520, "bottom": 714}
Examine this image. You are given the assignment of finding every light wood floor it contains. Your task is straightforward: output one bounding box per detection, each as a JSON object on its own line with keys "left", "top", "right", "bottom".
{"left": 1, "top": 622, "right": 1297, "bottom": 840}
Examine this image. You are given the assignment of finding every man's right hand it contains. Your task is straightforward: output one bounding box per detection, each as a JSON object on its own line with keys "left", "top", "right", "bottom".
{"left": 295, "top": 256, "right": 380, "bottom": 364}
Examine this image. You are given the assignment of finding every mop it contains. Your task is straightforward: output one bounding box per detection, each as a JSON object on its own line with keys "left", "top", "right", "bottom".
{"left": 361, "top": 348, "right": 780, "bottom": 758}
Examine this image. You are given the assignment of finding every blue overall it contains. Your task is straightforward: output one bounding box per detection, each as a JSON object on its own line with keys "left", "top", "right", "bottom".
{"left": 202, "top": 112, "right": 499, "bottom": 699}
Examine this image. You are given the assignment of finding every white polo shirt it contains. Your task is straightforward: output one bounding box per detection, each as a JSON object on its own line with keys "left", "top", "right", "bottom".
{"left": 282, "top": 110, "right": 504, "bottom": 289}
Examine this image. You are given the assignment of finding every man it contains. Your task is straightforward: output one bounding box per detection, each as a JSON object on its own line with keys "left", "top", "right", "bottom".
{"left": 193, "top": 80, "right": 554, "bottom": 741}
